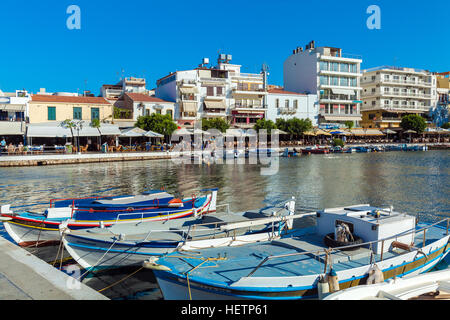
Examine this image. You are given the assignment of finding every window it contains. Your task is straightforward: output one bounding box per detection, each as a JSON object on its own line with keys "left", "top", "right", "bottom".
{"left": 320, "top": 76, "right": 328, "bottom": 85}
{"left": 350, "top": 78, "right": 357, "bottom": 87}
{"left": 206, "top": 86, "right": 214, "bottom": 96}
{"left": 331, "top": 62, "right": 339, "bottom": 72}
{"left": 285, "top": 100, "right": 289, "bottom": 108}
{"left": 339, "top": 77, "right": 348, "bottom": 86}
{"left": 47, "top": 106, "right": 56, "bottom": 120}
{"left": 73, "top": 107, "right": 82, "bottom": 120}
{"left": 350, "top": 64, "right": 357, "bottom": 73}
{"left": 340, "top": 63, "right": 349, "bottom": 72}
{"left": 216, "top": 87, "right": 223, "bottom": 96}
{"left": 91, "top": 107, "right": 100, "bottom": 120}
{"left": 293, "top": 100, "right": 298, "bottom": 109}
{"left": 320, "top": 61, "right": 328, "bottom": 71}
{"left": 275, "top": 99, "right": 279, "bottom": 108}
{"left": 331, "top": 77, "right": 339, "bottom": 86}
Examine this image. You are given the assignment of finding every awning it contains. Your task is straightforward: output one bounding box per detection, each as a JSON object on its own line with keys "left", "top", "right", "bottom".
{"left": 331, "top": 88, "right": 355, "bottom": 95}
{"left": 27, "top": 123, "right": 72, "bottom": 138}
{"left": 0, "top": 121, "right": 25, "bottom": 135}
{"left": 99, "top": 124, "right": 121, "bottom": 136}
{"left": 181, "top": 102, "right": 197, "bottom": 113}
{"left": 26, "top": 121, "right": 118, "bottom": 138}
{"left": 350, "top": 129, "right": 385, "bottom": 136}
{"left": 145, "top": 130, "right": 164, "bottom": 138}
{"left": 179, "top": 87, "right": 198, "bottom": 94}
{"left": 204, "top": 100, "right": 226, "bottom": 109}
{"left": 120, "top": 127, "right": 147, "bottom": 137}
{"left": 0, "top": 104, "right": 26, "bottom": 111}
{"left": 323, "top": 115, "right": 362, "bottom": 121}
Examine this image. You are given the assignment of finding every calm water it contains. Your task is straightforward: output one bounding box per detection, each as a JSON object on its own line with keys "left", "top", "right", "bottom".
{"left": 0, "top": 150, "right": 449, "bottom": 299}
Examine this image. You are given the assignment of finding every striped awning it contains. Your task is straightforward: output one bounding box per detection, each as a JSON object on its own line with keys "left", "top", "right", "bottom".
{"left": 181, "top": 102, "right": 197, "bottom": 113}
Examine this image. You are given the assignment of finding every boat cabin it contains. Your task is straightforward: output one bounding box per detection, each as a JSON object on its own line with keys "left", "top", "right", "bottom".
{"left": 316, "top": 204, "right": 416, "bottom": 254}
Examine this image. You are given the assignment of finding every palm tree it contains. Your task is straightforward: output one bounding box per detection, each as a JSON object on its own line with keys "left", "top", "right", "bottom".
{"left": 61, "top": 119, "right": 76, "bottom": 150}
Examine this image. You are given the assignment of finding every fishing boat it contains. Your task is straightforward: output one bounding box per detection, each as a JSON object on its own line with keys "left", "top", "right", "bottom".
{"left": 61, "top": 198, "right": 298, "bottom": 271}
{"left": 301, "top": 147, "right": 330, "bottom": 154}
{"left": 324, "top": 268, "right": 450, "bottom": 300}
{"left": 0, "top": 189, "right": 217, "bottom": 247}
{"left": 146, "top": 204, "right": 450, "bottom": 300}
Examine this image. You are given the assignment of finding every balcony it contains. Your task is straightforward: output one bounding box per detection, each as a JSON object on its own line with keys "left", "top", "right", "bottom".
{"left": 361, "top": 77, "right": 432, "bottom": 87}
{"left": 362, "top": 90, "right": 432, "bottom": 99}
{"left": 320, "top": 94, "right": 359, "bottom": 103}
{"left": 233, "top": 103, "right": 266, "bottom": 111}
{"left": 278, "top": 107, "right": 297, "bottom": 115}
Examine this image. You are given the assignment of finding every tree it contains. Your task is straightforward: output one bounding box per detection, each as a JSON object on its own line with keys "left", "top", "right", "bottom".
{"left": 61, "top": 119, "right": 76, "bottom": 148}
{"left": 344, "top": 120, "right": 354, "bottom": 130}
{"left": 400, "top": 114, "right": 427, "bottom": 134}
{"left": 202, "top": 118, "right": 230, "bottom": 133}
{"left": 254, "top": 119, "right": 277, "bottom": 134}
{"left": 332, "top": 138, "right": 345, "bottom": 147}
{"left": 90, "top": 118, "right": 101, "bottom": 149}
{"left": 441, "top": 122, "right": 450, "bottom": 129}
{"left": 135, "top": 114, "right": 178, "bottom": 137}
{"left": 285, "top": 118, "right": 313, "bottom": 136}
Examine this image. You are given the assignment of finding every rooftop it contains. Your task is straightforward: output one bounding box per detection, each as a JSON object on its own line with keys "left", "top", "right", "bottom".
{"left": 125, "top": 92, "right": 172, "bottom": 103}
{"left": 31, "top": 95, "right": 111, "bottom": 104}
{"left": 268, "top": 88, "right": 306, "bottom": 96}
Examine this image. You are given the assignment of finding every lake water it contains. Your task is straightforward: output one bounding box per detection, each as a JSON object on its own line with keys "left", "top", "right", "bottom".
{"left": 0, "top": 150, "right": 449, "bottom": 299}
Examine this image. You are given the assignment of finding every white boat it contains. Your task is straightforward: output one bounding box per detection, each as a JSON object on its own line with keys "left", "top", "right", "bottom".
{"left": 324, "top": 268, "right": 450, "bottom": 300}
{"left": 0, "top": 189, "right": 217, "bottom": 247}
{"left": 62, "top": 198, "right": 299, "bottom": 271}
{"left": 146, "top": 204, "right": 450, "bottom": 300}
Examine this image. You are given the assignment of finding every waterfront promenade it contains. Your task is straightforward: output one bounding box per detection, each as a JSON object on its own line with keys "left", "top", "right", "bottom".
{"left": 0, "top": 236, "right": 108, "bottom": 300}
{"left": 0, "top": 143, "right": 448, "bottom": 167}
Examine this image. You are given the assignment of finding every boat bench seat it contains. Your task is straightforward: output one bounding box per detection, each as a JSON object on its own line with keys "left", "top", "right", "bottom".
{"left": 272, "top": 236, "right": 372, "bottom": 264}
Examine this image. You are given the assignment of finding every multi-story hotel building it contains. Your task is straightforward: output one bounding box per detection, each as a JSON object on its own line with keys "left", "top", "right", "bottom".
{"left": 360, "top": 66, "right": 437, "bottom": 129}
{"left": 431, "top": 72, "right": 449, "bottom": 127}
{"left": 155, "top": 54, "right": 267, "bottom": 128}
{"left": 283, "top": 41, "right": 363, "bottom": 128}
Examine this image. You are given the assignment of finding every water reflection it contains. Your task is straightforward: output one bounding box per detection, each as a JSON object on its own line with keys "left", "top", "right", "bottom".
{"left": 0, "top": 150, "right": 448, "bottom": 299}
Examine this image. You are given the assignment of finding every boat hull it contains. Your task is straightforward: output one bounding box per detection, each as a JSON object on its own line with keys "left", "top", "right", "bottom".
{"left": 153, "top": 236, "right": 450, "bottom": 300}
{"left": 2, "top": 193, "right": 215, "bottom": 247}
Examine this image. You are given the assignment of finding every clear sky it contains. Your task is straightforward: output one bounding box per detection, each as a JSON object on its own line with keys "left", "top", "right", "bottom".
{"left": 0, "top": 0, "right": 448, "bottom": 95}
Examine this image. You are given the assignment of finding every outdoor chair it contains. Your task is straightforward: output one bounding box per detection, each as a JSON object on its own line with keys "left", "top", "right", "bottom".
{"left": 80, "top": 145, "right": 89, "bottom": 153}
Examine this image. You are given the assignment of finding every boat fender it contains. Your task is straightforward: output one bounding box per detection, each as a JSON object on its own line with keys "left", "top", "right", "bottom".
{"left": 142, "top": 257, "right": 172, "bottom": 271}
{"left": 0, "top": 216, "right": 13, "bottom": 222}
{"left": 366, "top": 264, "right": 384, "bottom": 284}
{"left": 118, "top": 233, "right": 125, "bottom": 241}
{"left": 318, "top": 275, "right": 330, "bottom": 300}
{"left": 327, "top": 268, "right": 340, "bottom": 293}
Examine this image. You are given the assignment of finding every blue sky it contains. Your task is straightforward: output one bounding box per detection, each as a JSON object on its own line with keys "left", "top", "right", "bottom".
{"left": 0, "top": 0, "right": 448, "bottom": 95}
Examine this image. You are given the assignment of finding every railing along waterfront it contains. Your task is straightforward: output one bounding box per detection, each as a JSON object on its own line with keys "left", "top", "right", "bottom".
{"left": 245, "top": 217, "right": 450, "bottom": 278}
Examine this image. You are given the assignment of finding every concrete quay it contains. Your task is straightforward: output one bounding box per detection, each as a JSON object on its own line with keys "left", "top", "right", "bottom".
{"left": 0, "top": 236, "right": 108, "bottom": 300}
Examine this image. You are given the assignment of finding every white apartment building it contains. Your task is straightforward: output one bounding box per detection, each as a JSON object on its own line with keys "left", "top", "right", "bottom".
{"left": 155, "top": 54, "right": 267, "bottom": 128}
{"left": 101, "top": 77, "right": 149, "bottom": 101}
{"left": 123, "top": 92, "right": 175, "bottom": 121}
{"left": 360, "top": 66, "right": 437, "bottom": 128}
{"left": 0, "top": 90, "right": 30, "bottom": 137}
{"left": 266, "top": 88, "right": 318, "bottom": 126}
{"left": 283, "top": 41, "right": 363, "bottom": 128}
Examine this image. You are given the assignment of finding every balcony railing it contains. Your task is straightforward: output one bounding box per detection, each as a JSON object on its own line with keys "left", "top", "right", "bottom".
{"left": 320, "top": 94, "right": 358, "bottom": 101}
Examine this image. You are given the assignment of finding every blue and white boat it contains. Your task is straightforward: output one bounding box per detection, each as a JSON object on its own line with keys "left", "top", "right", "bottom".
{"left": 146, "top": 204, "right": 450, "bottom": 300}
{"left": 61, "top": 198, "right": 298, "bottom": 271}
{"left": 0, "top": 189, "right": 217, "bottom": 247}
